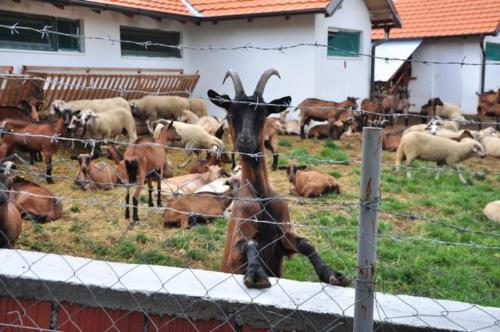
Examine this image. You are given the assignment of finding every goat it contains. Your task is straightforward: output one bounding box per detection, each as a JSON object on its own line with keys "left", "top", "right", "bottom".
{"left": 207, "top": 69, "right": 349, "bottom": 288}
{"left": 0, "top": 108, "right": 74, "bottom": 183}
{"left": 420, "top": 98, "right": 444, "bottom": 122}
{"left": 382, "top": 129, "right": 403, "bottom": 152}
{"left": 283, "top": 164, "right": 340, "bottom": 197}
{"left": 0, "top": 173, "right": 22, "bottom": 248}
{"left": 477, "top": 102, "right": 500, "bottom": 130}
{"left": 189, "top": 147, "right": 229, "bottom": 174}
{"left": 124, "top": 121, "right": 181, "bottom": 224}
{"left": 263, "top": 117, "right": 282, "bottom": 170}
{"left": 360, "top": 98, "right": 382, "bottom": 126}
{"left": 72, "top": 154, "right": 117, "bottom": 190}
{"left": 297, "top": 97, "right": 358, "bottom": 138}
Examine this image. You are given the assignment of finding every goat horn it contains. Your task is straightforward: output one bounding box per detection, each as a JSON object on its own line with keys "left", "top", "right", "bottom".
{"left": 253, "top": 69, "right": 281, "bottom": 97}
{"left": 223, "top": 70, "right": 245, "bottom": 97}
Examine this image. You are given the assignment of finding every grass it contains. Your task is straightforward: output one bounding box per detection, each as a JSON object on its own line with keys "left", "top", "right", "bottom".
{"left": 14, "top": 132, "right": 500, "bottom": 307}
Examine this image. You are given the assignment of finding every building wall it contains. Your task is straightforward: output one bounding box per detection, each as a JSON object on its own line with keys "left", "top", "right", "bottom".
{"left": 313, "top": 0, "right": 372, "bottom": 102}
{"left": 184, "top": 15, "right": 317, "bottom": 117}
{"left": 408, "top": 35, "right": 500, "bottom": 115}
{"left": 0, "top": 0, "right": 187, "bottom": 73}
{"left": 484, "top": 33, "right": 500, "bottom": 92}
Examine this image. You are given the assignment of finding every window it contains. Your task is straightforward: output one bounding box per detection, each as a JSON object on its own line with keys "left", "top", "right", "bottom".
{"left": 327, "top": 30, "right": 361, "bottom": 57}
{"left": 120, "top": 26, "right": 181, "bottom": 58}
{"left": 0, "top": 10, "right": 81, "bottom": 52}
{"left": 485, "top": 42, "right": 500, "bottom": 61}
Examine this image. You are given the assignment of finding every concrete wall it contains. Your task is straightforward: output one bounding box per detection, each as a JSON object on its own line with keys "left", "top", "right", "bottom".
{"left": 0, "top": 0, "right": 187, "bottom": 73}
{"left": 408, "top": 34, "right": 500, "bottom": 115}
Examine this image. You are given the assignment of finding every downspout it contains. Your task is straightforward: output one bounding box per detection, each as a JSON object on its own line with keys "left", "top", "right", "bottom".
{"left": 370, "top": 26, "right": 391, "bottom": 98}
{"left": 479, "top": 35, "right": 486, "bottom": 93}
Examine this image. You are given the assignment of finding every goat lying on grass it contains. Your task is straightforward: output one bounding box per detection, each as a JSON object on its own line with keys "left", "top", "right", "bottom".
{"left": 281, "top": 164, "right": 340, "bottom": 197}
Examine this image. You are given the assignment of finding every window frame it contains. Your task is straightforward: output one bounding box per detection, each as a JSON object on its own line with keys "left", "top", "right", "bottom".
{"left": 327, "top": 28, "right": 362, "bottom": 59}
{"left": 119, "top": 26, "right": 182, "bottom": 59}
{"left": 485, "top": 42, "right": 500, "bottom": 61}
{"left": 0, "top": 10, "right": 82, "bottom": 53}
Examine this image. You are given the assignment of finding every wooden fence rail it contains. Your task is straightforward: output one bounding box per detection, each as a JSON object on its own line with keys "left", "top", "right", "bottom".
{"left": 0, "top": 66, "right": 200, "bottom": 107}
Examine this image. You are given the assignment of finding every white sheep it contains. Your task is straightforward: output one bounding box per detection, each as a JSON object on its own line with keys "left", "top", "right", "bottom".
{"left": 435, "top": 102, "right": 467, "bottom": 123}
{"left": 129, "top": 95, "right": 189, "bottom": 124}
{"left": 188, "top": 97, "right": 208, "bottom": 117}
{"left": 151, "top": 120, "right": 226, "bottom": 167}
{"left": 395, "top": 132, "right": 486, "bottom": 184}
{"left": 50, "top": 97, "right": 130, "bottom": 115}
{"left": 480, "top": 136, "right": 500, "bottom": 158}
{"left": 77, "top": 107, "right": 137, "bottom": 142}
{"left": 279, "top": 110, "right": 301, "bottom": 135}
{"left": 483, "top": 201, "right": 500, "bottom": 223}
{"left": 177, "top": 110, "right": 222, "bottom": 136}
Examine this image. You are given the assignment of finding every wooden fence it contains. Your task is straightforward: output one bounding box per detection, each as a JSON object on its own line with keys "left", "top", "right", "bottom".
{"left": 0, "top": 66, "right": 200, "bottom": 107}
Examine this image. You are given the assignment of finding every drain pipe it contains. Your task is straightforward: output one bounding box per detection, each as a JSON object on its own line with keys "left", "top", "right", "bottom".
{"left": 479, "top": 35, "right": 486, "bottom": 93}
{"left": 370, "top": 26, "right": 391, "bottom": 98}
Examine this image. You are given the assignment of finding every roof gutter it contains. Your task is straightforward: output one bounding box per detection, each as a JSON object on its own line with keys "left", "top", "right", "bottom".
{"left": 479, "top": 35, "right": 486, "bottom": 94}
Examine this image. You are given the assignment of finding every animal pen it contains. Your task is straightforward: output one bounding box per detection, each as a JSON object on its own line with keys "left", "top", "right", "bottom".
{"left": 0, "top": 23, "right": 499, "bottom": 332}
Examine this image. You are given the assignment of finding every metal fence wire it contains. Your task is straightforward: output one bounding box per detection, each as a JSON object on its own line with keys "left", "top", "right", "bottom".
{"left": 0, "top": 23, "right": 498, "bottom": 332}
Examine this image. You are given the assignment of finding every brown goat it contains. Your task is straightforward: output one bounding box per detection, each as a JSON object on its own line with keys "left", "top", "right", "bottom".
{"left": 477, "top": 101, "right": 500, "bottom": 130}
{"left": 283, "top": 164, "right": 340, "bottom": 197}
{"left": 72, "top": 154, "right": 117, "bottom": 190}
{"left": 189, "top": 152, "right": 221, "bottom": 174}
{"left": 0, "top": 108, "right": 74, "bottom": 183}
{"left": 360, "top": 98, "right": 382, "bottom": 126}
{"left": 124, "top": 121, "right": 181, "bottom": 224}
{"left": 11, "top": 176, "right": 63, "bottom": 222}
{"left": 208, "top": 69, "right": 349, "bottom": 288}
{"left": 298, "top": 97, "right": 358, "bottom": 138}
{"left": 263, "top": 117, "right": 282, "bottom": 170}
{"left": 0, "top": 173, "right": 22, "bottom": 248}
{"left": 420, "top": 98, "right": 444, "bottom": 123}
{"left": 163, "top": 181, "right": 236, "bottom": 228}
{"left": 382, "top": 129, "right": 403, "bottom": 152}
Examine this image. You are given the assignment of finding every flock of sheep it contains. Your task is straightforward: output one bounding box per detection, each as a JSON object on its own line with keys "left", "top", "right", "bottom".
{"left": 0, "top": 71, "right": 498, "bottom": 288}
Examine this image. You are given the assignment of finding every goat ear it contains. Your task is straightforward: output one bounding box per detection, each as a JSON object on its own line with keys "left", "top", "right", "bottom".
{"left": 277, "top": 165, "right": 288, "bottom": 170}
{"left": 214, "top": 124, "right": 224, "bottom": 139}
{"left": 298, "top": 165, "right": 307, "bottom": 170}
{"left": 208, "top": 90, "right": 231, "bottom": 109}
{"left": 267, "top": 96, "right": 291, "bottom": 114}
{"left": 168, "top": 120, "right": 174, "bottom": 128}
{"left": 70, "top": 156, "right": 78, "bottom": 160}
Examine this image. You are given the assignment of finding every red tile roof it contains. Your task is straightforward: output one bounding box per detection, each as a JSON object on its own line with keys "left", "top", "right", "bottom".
{"left": 373, "top": 0, "right": 500, "bottom": 39}
{"left": 88, "top": 0, "right": 191, "bottom": 16}
{"left": 189, "top": 0, "right": 329, "bottom": 17}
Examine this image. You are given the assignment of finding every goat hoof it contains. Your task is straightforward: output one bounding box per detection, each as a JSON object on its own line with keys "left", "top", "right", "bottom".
{"left": 148, "top": 202, "right": 154, "bottom": 207}
{"left": 157, "top": 203, "right": 163, "bottom": 207}
{"left": 321, "top": 267, "right": 350, "bottom": 287}
{"left": 47, "top": 179, "right": 55, "bottom": 184}
{"left": 244, "top": 266, "right": 271, "bottom": 289}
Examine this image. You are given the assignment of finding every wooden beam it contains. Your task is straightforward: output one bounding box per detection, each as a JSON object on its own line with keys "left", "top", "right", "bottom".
{"left": 91, "top": 9, "right": 101, "bottom": 14}
{"left": 52, "top": 4, "right": 64, "bottom": 10}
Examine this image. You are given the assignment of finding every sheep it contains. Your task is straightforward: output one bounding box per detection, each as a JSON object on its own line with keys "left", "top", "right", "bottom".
{"left": 0, "top": 173, "right": 22, "bottom": 248}
{"left": 435, "top": 102, "right": 467, "bottom": 123}
{"left": 50, "top": 97, "right": 130, "bottom": 115}
{"left": 483, "top": 201, "right": 500, "bottom": 223}
{"left": 129, "top": 96, "right": 189, "bottom": 125}
{"left": 163, "top": 178, "right": 237, "bottom": 229}
{"left": 161, "top": 165, "right": 226, "bottom": 196}
{"left": 208, "top": 69, "right": 348, "bottom": 288}
{"left": 178, "top": 109, "right": 199, "bottom": 123}
{"left": 481, "top": 136, "right": 500, "bottom": 158}
{"left": 151, "top": 120, "right": 227, "bottom": 168}
{"left": 76, "top": 108, "right": 137, "bottom": 142}
{"left": 282, "top": 164, "right": 340, "bottom": 197}
{"left": 124, "top": 121, "right": 181, "bottom": 224}
{"left": 0, "top": 108, "right": 75, "bottom": 183}
{"left": 196, "top": 116, "right": 222, "bottom": 135}
{"left": 188, "top": 97, "right": 209, "bottom": 117}
{"left": 395, "top": 132, "right": 486, "bottom": 184}
{"left": 72, "top": 154, "right": 117, "bottom": 190}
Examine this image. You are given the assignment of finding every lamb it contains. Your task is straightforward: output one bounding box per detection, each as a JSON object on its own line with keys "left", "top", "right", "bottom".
{"left": 72, "top": 154, "right": 117, "bottom": 190}
{"left": 395, "top": 132, "right": 486, "bottom": 183}
{"left": 283, "top": 164, "right": 340, "bottom": 197}
{"left": 483, "top": 201, "right": 500, "bottom": 223}
{"left": 151, "top": 120, "right": 227, "bottom": 167}
{"left": 129, "top": 96, "right": 189, "bottom": 124}
{"left": 76, "top": 108, "right": 137, "bottom": 142}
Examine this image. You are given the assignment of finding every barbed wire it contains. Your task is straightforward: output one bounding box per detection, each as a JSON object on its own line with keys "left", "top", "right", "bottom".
{"left": 1, "top": 23, "right": 500, "bottom": 67}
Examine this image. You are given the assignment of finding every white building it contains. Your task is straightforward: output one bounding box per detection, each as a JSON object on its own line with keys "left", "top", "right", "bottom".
{"left": 373, "top": 0, "right": 500, "bottom": 115}
{"left": 0, "top": 0, "right": 400, "bottom": 115}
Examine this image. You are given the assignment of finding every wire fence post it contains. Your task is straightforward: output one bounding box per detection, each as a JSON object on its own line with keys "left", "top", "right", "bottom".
{"left": 354, "top": 127, "right": 382, "bottom": 332}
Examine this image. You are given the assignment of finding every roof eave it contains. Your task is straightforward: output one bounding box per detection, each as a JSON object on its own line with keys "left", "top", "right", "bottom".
{"left": 372, "top": 31, "right": 499, "bottom": 41}
{"left": 198, "top": 8, "right": 326, "bottom": 22}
